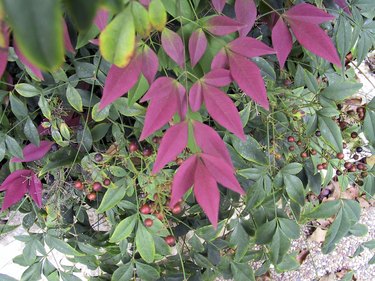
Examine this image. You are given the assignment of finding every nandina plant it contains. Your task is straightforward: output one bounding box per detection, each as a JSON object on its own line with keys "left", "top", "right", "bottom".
{"left": 0, "top": 0, "right": 374, "bottom": 280}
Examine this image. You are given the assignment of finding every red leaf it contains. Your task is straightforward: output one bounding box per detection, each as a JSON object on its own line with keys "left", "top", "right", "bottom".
{"left": 189, "top": 81, "right": 203, "bottom": 112}
{"left": 28, "top": 172, "right": 43, "bottom": 208}
{"left": 63, "top": 21, "right": 75, "bottom": 53}
{"left": 201, "top": 153, "right": 244, "bottom": 195}
{"left": 211, "top": 0, "right": 226, "bottom": 13}
{"left": 1, "top": 176, "right": 27, "bottom": 211}
{"left": 140, "top": 90, "right": 179, "bottom": 140}
{"left": 0, "top": 169, "right": 30, "bottom": 191}
{"left": 235, "top": 0, "right": 257, "bottom": 37}
{"left": 193, "top": 121, "right": 234, "bottom": 170}
{"left": 288, "top": 21, "right": 341, "bottom": 66}
{"left": 177, "top": 82, "right": 188, "bottom": 120}
{"left": 229, "top": 53, "right": 269, "bottom": 110}
{"left": 99, "top": 54, "right": 142, "bottom": 109}
{"left": 170, "top": 155, "right": 198, "bottom": 207}
{"left": 161, "top": 28, "right": 185, "bottom": 68}
{"left": 272, "top": 17, "right": 293, "bottom": 69}
{"left": 14, "top": 41, "right": 44, "bottom": 80}
{"left": 205, "top": 16, "right": 243, "bottom": 36}
{"left": 153, "top": 122, "right": 188, "bottom": 173}
{"left": 211, "top": 48, "right": 229, "bottom": 69}
{"left": 194, "top": 159, "right": 220, "bottom": 228}
{"left": 140, "top": 77, "right": 175, "bottom": 102}
{"left": 140, "top": 45, "right": 159, "bottom": 84}
{"left": 228, "top": 37, "right": 275, "bottom": 58}
{"left": 334, "top": 0, "right": 351, "bottom": 14}
{"left": 0, "top": 24, "right": 9, "bottom": 78}
{"left": 203, "top": 69, "right": 232, "bottom": 87}
{"left": 285, "top": 3, "right": 335, "bottom": 24}
{"left": 94, "top": 9, "right": 109, "bottom": 31}
{"left": 139, "top": 0, "right": 151, "bottom": 7}
{"left": 202, "top": 84, "right": 245, "bottom": 140}
{"left": 189, "top": 29, "right": 208, "bottom": 68}
{"left": 11, "top": 141, "right": 54, "bottom": 163}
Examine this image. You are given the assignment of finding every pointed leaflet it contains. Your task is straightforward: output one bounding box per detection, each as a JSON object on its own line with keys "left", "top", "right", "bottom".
{"left": 272, "top": 17, "right": 293, "bottom": 69}
{"left": 177, "top": 82, "right": 188, "bottom": 120}
{"left": 201, "top": 153, "right": 244, "bottom": 195}
{"left": 189, "top": 81, "right": 204, "bottom": 112}
{"left": 100, "top": 54, "right": 142, "bottom": 109}
{"left": 202, "top": 84, "right": 245, "bottom": 140}
{"left": 203, "top": 69, "right": 232, "bottom": 87}
{"left": 11, "top": 141, "right": 54, "bottom": 163}
{"left": 140, "top": 89, "right": 179, "bottom": 140}
{"left": 94, "top": 9, "right": 109, "bottom": 31}
{"left": 189, "top": 29, "right": 208, "bottom": 68}
{"left": 153, "top": 122, "right": 188, "bottom": 174}
{"left": 194, "top": 159, "right": 220, "bottom": 228}
{"left": 193, "top": 121, "right": 234, "bottom": 170}
{"left": 211, "top": 49, "right": 229, "bottom": 69}
{"left": 170, "top": 155, "right": 198, "bottom": 207}
{"left": 228, "top": 37, "right": 275, "bottom": 58}
{"left": 140, "top": 45, "right": 158, "bottom": 84}
{"left": 140, "top": 77, "right": 175, "bottom": 102}
{"left": 161, "top": 28, "right": 185, "bottom": 68}
{"left": 28, "top": 173, "right": 43, "bottom": 207}
{"left": 0, "top": 24, "right": 9, "bottom": 78}
{"left": 99, "top": 8, "right": 135, "bottom": 67}
{"left": 14, "top": 41, "right": 44, "bottom": 80}
{"left": 235, "top": 0, "right": 257, "bottom": 37}
{"left": 0, "top": 169, "right": 30, "bottom": 191}
{"left": 148, "top": 0, "right": 167, "bottom": 31}
{"left": 288, "top": 21, "right": 341, "bottom": 66}
{"left": 63, "top": 21, "right": 75, "bottom": 53}
{"left": 229, "top": 53, "right": 269, "bottom": 110}
{"left": 1, "top": 176, "right": 28, "bottom": 211}
{"left": 285, "top": 3, "right": 335, "bottom": 25}
{"left": 205, "top": 16, "right": 243, "bottom": 36}
{"left": 211, "top": 0, "right": 226, "bottom": 13}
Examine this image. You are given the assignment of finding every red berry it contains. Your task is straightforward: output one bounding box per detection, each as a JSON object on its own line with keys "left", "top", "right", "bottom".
{"left": 322, "top": 163, "right": 328, "bottom": 169}
{"left": 129, "top": 142, "right": 139, "bottom": 153}
{"left": 317, "top": 164, "right": 324, "bottom": 170}
{"left": 311, "top": 149, "right": 317, "bottom": 155}
{"left": 315, "top": 131, "right": 321, "bottom": 137}
{"left": 152, "top": 136, "right": 161, "bottom": 144}
{"left": 171, "top": 203, "right": 182, "bottom": 215}
{"left": 287, "top": 136, "right": 295, "bottom": 142}
{"left": 94, "top": 153, "right": 103, "bottom": 162}
{"left": 344, "top": 162, "right": 352, "bottom": 169}
{"left": 93, "top": 182, "right": 102, "bottom": 192}
{"left": 74, "top": 181, "right": 83, "bottom": 190}
{"left": 103, "top": 178, "right": 111, "bottom": 186}
{"left": 349, "top": 166, "right": 357, "bottom": 173}
{"left": 336, "top": 152, "right": 344, "bottom": 160}
{"left": 87, "top": 193, "right": 97, "bottom": 201}
{"left": 144, "top": 218, "right": 153, "bottom": 227}
{"left": 357, "top": 163, "right": 365, "bottom": 170}
{"left": 289, "top": 145, "right": 295, "bottom": 151}
{"left": 300, "top": 152, "right": 308, "bottom": 158}
{"left": 164, "top": 235, "right": 176, "bottom": 246}
{"left": 351, "top": 132, "right": 358, "bottom": 138}
{"left": 140, "top": 204, "right": 151, "bottom": 214}
{"left": 143, "top": 147, "right": 153, "bottom": 157}
{"left": 297, "top": 140, "right": 303, "bottom": 146}
{"left": 176, "top": 158, "right": 184, "bottom": 165}
{"left": 155, "top": 212, "right": 164, "bottom": 221}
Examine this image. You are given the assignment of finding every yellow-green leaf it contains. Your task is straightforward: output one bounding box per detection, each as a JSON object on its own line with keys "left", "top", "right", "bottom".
{"left": 66, "top": 84, "right": 83, "bottom": 112}
{"left": 131, "top": 2, "right": 151, "bottom": 37}
{"left": 148, "top": 0, "right": 167, "bottom": 32}
{"left": 99, "top": 8, "right": 135, "bottom": 67}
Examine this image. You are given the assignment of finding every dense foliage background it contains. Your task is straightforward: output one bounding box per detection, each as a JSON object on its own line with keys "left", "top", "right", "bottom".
{"left": 0, "top": 0, "right": 374, "bottom": 280}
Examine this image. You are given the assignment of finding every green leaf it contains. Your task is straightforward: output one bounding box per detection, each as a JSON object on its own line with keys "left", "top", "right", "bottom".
{"left": 76, "top": 126, "right": 93, "bottom": 151}
{"left": 38, "top": 95, "right": 51, "bottom": 119}
{"left": 196, "top": 220, "right": 226, "bottom": 241}
{"left": 363, "top": 110, "right": 375, "bottom": 146}
{"left": 63, "top": 0, "right": 99, "bottom": 31}
{"left": 278, "top": 218, "right": 300, "bottom": 240}
{"left": 131, "top": 2, "right": 151, "bottom": 37}
{"left": 66, "top": 84, "right": 83, "bottom": 112}
{"left": 230, "top": 223, "right": 250, "bottom": 261}
{"left": 318, "top": 116, "right": 343, "bottom": 153}
{"left": 112, "top": 262, "right": 134, "bottom": 281}
{"left": 97, "top": 185, "right": 127, "bottom": 213}
{"left": 320, "top": 81, "right": 362, "bottom": 101}
{"left": 10, "top": 93, "right": 28, "bottom": 119}
{"left": 128, "top": 75, "right": 149, "bottom": 106}
{"left": 284, "top": 174, "right": 305, "bottom": 206}
{"left": 0, "top": 224, "right": 19, "bottom": 235}
{"left": 348, "top": 223, "right": 368, "bottom": 237}
{"left": 270, "top": 227, "right": 290, "bottom": 264}
{"left": 40, "top": 147, "right": 82, "bottom": 175}
{"left": 92, "top": 103, "right": 110, "bottom": 122}
{"left": 231, "top": 135, "right": 267, "bottom": 166}
{"left": 109, "top": 214, "right": 137, "bottom": 243}
{"left": 45, "top": 234, "right": 84, "bottom": 256}
{"left": 336, "top": 16, "right": 352, "bottom": 60}
{"left": 5, "top": 135, "right": 23, "bottom": 159}
{"left": 231, "top": 262, "right": 255, "bottom": 281}
{"left": 3, "top": 0, "right": 64, "bottom": 70}
{"left": 109, "top": 166, "right": 127, "bottom": 177}
{"left": 135, "top": 224, "right": 155, "bottom": 263}
{"left": 15, "top": 83, "right": 42, "bottom": 97}
{"left": 24, "top": 118, "right": 40, "bottom": 146}
{"left": 135, "top": 262, "right": 160, "bottom": 281}
{"left": 304, "top": 70, "right": 319, "bottom": 93}
{"left": 149, "top": 0, "right": 167, "bottom": 31}
{"left": 77, "top": 242, "right": 102, "bottom": 256}
{"left": 0, "top": 141, "right": 5, "bottom": 162}
{"left": 363, "top": 175, "right": 375, "bottom": 197}
{"left": 0, "top": 274, "right": 18, "bottom": 281}
{"left": 255, "top": 219, "right": 277, "bottom": 245}
{"left": 20, "top": 262, "right": 42, "bottom": 281}
{"left": 99, "top": 7, "right": 136, "bottom": 67}
{"left": 91, "top": 123, "right": 111, "bottom": 142}
{"left": 281, "top": 163, "right": 303, "bottom": 175}
{"left": 302, "top": 200, "right": 341, "bottom": 219}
